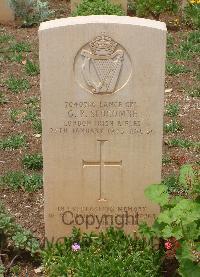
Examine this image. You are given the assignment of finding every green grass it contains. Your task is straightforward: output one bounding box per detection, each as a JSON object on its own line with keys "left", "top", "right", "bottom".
{"left": 22, "top": 153, "right": 43, "bottom": 170}
{"left": 167, "top": 138, "right": 200, "bottom": 150}
{"left": 188, "top": 87, "right": 200, "bottom": 98}
{"left": 167, "top": 33, "right": 174, "bottom": 48}
{"left": 8, "top": 53, "right": 23, "bottom": 63}
{"left": 0, "top": 92, "right": 8, "bottom": 105}
{"left": 0, "top": 134, "right": 26, "bottom": 150}
{"left": 10, "top": 109, "right": 25, "bottom": 122}
{"left": 5, "top": 76, "right": 30, "bottom": 93}
{"left": 25, "top": 59, "right": 40, "bottom": 76}
{"left": 162, "top": 155, "right": 172, "bottom": 165}
{"left": 164, "top": 119, "right": 183, "bottom": 133}
{"left": 10, "top": 107, "right": 39, "bottom": 123}
{"left": 165, "top": 103, "right": 180, "bottom": 117}
{"left": 0, "top": 171, "right": 42, "bottom": 192}
{"left": 9, "top": 42, "right": 31, "bottom": 53}
{"left": 24, "top": 96, "right": 40, "bottom": 107}
{"left": 166, "top": 63, "right": 190, "bottom": 76}
{"left": 42, "top": 227, "right": 162, "bottom": 277}
{"left": 32, "top": 119, "right": 42, "bottom": 134}
{"left": 167, "top": 31, "right": 200, "bottom": 61}
{"left": 0, "top": 33, "right": 14, "bottom": 44}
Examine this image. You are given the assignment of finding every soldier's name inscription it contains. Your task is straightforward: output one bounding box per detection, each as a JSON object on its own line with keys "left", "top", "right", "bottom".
{"left": 49, "top": 100, "right": 153, "bottom": 136}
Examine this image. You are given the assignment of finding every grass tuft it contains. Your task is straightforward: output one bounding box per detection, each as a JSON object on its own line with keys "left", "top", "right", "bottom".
{"left": 5, "top": 75, "right": 30, "bottom": 93}
{"left": 0, "top": 134, "right": 26, "bottom": 150}
{"left": 22, "top": 153, "right": 43, "bottom": 170}
{"left": 0, "top": 171, "right": 43, "bottom": 192}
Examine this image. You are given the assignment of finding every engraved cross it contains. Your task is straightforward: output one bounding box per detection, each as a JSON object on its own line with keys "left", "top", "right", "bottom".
{"left": 82, "top": 140, "right": 122, "bottom": 201}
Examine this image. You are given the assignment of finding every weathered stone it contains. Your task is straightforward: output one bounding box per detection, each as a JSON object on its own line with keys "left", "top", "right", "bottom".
{"left": 39, "top": 16, "right": 167, "bottom": 241}
{"left": 0, "top": 0, "right": 14, "bottom": 23}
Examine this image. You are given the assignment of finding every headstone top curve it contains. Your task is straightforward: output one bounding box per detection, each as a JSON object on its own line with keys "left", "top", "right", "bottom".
{"left": 39, "top": 16, "right": 166, "bottom": 32}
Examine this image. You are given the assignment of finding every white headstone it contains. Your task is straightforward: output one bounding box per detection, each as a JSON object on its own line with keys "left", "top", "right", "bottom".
{"left": 39, "top": 16, "right": 167, "bottom": 241}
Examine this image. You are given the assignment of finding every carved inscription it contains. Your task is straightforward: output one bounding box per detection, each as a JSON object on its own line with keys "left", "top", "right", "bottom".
{"left": 82, "top": 140, "right": 122, "bottom": 201}
{"left": 49, "top": 100, "right": 153, "bottom": 136}
{"left": 74, "top": 34, "right": 132, "bottom": 94}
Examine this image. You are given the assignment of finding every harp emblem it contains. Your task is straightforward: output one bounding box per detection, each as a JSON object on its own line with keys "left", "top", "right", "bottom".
{"left": 81, "top": 34, "right": 124, "bottom": 95}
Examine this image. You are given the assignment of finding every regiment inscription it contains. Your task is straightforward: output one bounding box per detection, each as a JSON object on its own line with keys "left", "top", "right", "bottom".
{"left": 39, "top": 16, "right": 166, "bottom": 240}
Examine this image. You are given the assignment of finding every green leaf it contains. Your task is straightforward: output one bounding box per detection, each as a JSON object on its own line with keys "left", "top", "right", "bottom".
{"left": 178, "top": 259, "right": 200, "bottom": 277}
{"left": 176, "top": 241, "right": 194, "bottom": 261}
{"left": 145, "top": 184, "right": 169, "bottom": 206}
{"left": 179, "top": 164, "right": 195, "bottom": 188}
{"left": 162, "top": 225, "right": 183, "bottom": 240}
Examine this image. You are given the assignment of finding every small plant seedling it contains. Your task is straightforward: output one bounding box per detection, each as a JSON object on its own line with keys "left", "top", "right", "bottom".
{"left": 0, "top": 92, "right": 8, "bottom": 105}
{"left": 22, "top": 153, "right": 43, "bottom": 170}
{"left": 0, "top": 134, "right": 26, "bottom": 150}
{"left": 5, "top": 75, "right": 30, "bottom": 93}
{"left": 167, "top": 34, "right": 174, "bottom": 48}
{"left": 188, "top": 87, "right": 200, "bottom": 98}
{"left": 0, "top": 33, "right": 14, "bottom": 44}
{"left": 24, "top": 107, "right": 38, "bottom": 122}
{"left": 32, "top": 119, "right": 42, "bottom": 134}
{"left": 164, "top": 119, "right": 183, "bottom": 133}
{"left": 166, "top": 63, "right": 190, "bottom": 76}
{"left": 9, "top": 53, "right": 23, "bottom": 63}
{"left": 25, "top": 59, "right": 40, "bottom": 76}
{"left": 0, "top": 171, "right": 43, "bottom": 192}
{"left": 165, "top": 103, "right": 180, "bottom": 117}
{"left": 162, "top": 155, "right": 172, "bottom": 165}
{"left": 9, "top": 41, "right": 31, "bottom": 53}
{"left": 167, "top": 138, "right": 200, "bottom": 151}
{"left": 24, "top": 96, "right": 40, "bottom": 107}
{"left": 10, "top": 107, "right": 39, "bottom": 123}
{"left": 10, "top": 108, "right": 25, "bottom": 122}
{"left": 0, "top": 202, "right": 40, "bottom": 267}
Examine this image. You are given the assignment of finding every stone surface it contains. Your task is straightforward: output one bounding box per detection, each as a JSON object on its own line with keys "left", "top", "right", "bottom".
{"left": 71, "top": 0, "right": 127, "bottom": 13}
{"left": 39, "top": 16, "right": 167, "bottom": 241}
{"left": 0, "top": 0, "right": 14, "bottom": 22}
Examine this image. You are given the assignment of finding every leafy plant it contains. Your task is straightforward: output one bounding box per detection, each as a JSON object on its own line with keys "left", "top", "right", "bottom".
{"left": 5, "top": 75, "right": 30, "bottom": 93}
{"left": 166, "top": 63, "right": 190, "bottom": 75}
{"left": 32, "top": 118, "right": 42, "bottom": 134}
{"left": 188, "top": 87, "right": 200, "bottom": 98}
{"left": 0, "top": 33, "right": 14, "bottom": 44}
{"left": 183, "top": 1, "right": 200, "bottom": 29}
{"left": 167, "top": 138, "right": 200, "bottom": 150}
{"left": 24, "top": 96, "right": 40, "bottom": 107}
{"left": 0, "top": 134, "right": 27, "bottom": 150}
{"left": 10, "top": 41, "right": 31, "bottom": 53}
{"left": 42, "top": 227, "right": 162, "bottom": 276}
{"left": 164, "top": 119, "right": 183, "bottom": 133}
{"left": 25, "top": 59, "right": 40, "bottom": 76}
{"left": 165, "top": 103, "right": 180, "bottom": 117}
{"left": 9, "top": 0, "right": 54, "bottom": 27}
{"left": 130, "top": 0, "right": 178, "bottom": 20}
{"left": 162, "top": 155, "right": 172, "bottom": 165}
{"left": 0, "top": 171, "right": 43, "bottom": 192}
{"left": 139, "top": 164, "right": 200, "bottom": 277}
{"left": 22, "top": 153, "right": 43, "bottom": 170}
{"left": 72, "top": 0, "right": 125, "bottom": 16}
{"left": 0, "top": 202, "right": 40, "bottom": 273}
